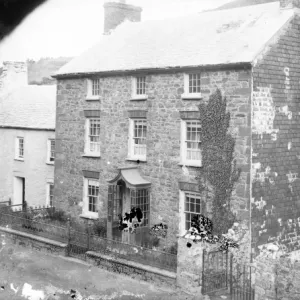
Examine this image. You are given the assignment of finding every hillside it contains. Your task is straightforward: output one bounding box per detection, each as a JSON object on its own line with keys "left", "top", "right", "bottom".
{"left": 27, "top": 57, "right": 73, "bottom": 85}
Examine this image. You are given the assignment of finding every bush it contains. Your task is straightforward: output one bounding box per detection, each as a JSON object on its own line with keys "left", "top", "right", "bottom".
{"left": 46, "top": 209, "right": 68, "bottom": 223}
{"left": 152, "top": 236, "right": 160, "bottom": 248}
{"left": 92, "top": 220, "right": 107, "bottom": 237}
{"left": 168, "top": 242, "right": 178, "bottom": 255}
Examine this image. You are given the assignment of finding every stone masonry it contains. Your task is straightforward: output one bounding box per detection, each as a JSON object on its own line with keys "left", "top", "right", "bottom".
{"left": 54, "top": 68, "right": 252, "bottom": 250}
{"left": 251, "top": 15, "right": 300, "bottom": 257}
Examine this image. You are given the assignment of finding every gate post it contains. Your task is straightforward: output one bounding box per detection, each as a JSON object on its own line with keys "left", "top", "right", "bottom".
{"left": 230, "top": 253, "right": 233, "bottom": 295}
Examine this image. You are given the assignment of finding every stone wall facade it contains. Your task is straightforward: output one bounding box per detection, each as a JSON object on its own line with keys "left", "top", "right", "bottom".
{"left": 0, "top": 128, "right": 55, "bottom": 207}
{"left": 54, "top": 68, "right": 252, "bottom": 249}
{"left": 251, "top": 15, "right": 300, "bottom": 257}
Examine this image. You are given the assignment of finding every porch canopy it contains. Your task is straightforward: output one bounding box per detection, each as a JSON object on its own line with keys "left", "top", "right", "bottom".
{"left": 107, "top": 166, "right": 151, "bottom": 189}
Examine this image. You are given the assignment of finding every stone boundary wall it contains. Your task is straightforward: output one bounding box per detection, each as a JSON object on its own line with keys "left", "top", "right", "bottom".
{"left": 0, "top": 227, "right": 67, "bottom": 256}
{"left": 86, "top": 251, "right": 176, "bottom": 288}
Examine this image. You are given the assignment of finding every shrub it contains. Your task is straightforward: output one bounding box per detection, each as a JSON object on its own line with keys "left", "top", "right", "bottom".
{"left": 46, "top": 209, "right": 68, "bottom": 223}
{"left": 168, "top": 242, "right": 178, "bottom": 255}
{"left": 92, "top": 220, "right": 107, "bottom": 237}
{"left": 152, "top": 236, "right": 160, "bottom": 248}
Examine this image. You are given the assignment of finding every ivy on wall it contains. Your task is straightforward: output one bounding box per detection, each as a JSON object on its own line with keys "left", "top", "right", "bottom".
{"left": 197, "top": 89, "right": 241, "bottom": 236}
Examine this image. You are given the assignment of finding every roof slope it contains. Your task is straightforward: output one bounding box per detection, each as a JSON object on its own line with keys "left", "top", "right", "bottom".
{"left": 0, "top": 85, "right": 56, "bottom": 130}
{"left": 55, "top": 2, "right": 294, "bottom": 77}
{"left": 215, "top": 0, "right": 276, "bottom": 10}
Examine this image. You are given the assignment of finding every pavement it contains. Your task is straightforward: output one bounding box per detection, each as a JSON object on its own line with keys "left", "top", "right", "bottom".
{"left": 0, "top": 234, "right": 232, "bottom": 300}
{"left": 0, "top": 235, "right": 199, "bottom": 300}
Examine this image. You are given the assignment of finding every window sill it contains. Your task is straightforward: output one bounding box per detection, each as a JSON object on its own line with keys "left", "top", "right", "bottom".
{"left": 130, "top": 95, "right": 148, "bottom": 101}
{"left": 85, "top": 95, "right": 100, "bottom": 101}
{"left": 46, "top": 161, "right": 54, "bottom": 165}
{"left": 82, "top": 154, "right": 101, "bottom": 158}
{"left": 14, "top": 158, "right": 24, "bottom": 162}
{"left": 181, "top": 93, "right": 202, "bottom": 100}
{"left": 126, "top": 157, "right": 147, "bottom": 163}
{"left": 80, "top": 213, "right": 99, "bottom": 220}
{"left": 178, "top": 162, "right": 202, "bottom": 168}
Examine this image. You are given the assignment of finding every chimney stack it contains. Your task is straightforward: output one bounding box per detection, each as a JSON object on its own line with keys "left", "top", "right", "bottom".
{"left": 0, "top": 61, "right": 28, "bottom": 95}
{"left": 280, "top": 0, "right": 300, "bottom": 8}
{"left": 103, "top": 0, "right": 142, "bottom": 35}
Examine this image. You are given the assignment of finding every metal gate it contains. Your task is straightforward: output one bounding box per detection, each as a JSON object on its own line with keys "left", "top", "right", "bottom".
{"left": 66, "top": 228, "right": 89, "bottom": 261}
{"left": 202, "top": 249, "right": 229, "bottom": 294}
{"left": 230, "top": 257, "right": 255, "bottom": 300}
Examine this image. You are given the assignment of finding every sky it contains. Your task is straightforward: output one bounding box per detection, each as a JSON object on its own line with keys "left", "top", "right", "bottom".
{"left": 0, "top": 0, "right": 231, "bottom": 64}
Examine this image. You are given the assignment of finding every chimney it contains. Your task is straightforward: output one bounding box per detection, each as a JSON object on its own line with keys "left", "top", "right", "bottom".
{"left": 280, "top": 0, "right": 300, "bottom": 8}
{"left": 103, "top": 0, "right": 142, "bottom": 35}
{"left": 0, "top": 61, "right": 28, "bottom": 95}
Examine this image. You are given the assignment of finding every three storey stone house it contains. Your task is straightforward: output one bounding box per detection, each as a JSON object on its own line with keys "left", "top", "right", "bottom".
{"left": 53, "top": 0, "right": 300, "bottom": 273}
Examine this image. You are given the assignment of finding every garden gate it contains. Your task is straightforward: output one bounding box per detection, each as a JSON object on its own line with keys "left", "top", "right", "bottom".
{"left": 202, "top": 249, "right": 255, "bottom": 299}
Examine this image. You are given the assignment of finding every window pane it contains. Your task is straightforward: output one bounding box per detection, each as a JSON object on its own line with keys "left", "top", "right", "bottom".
{"left": 89, "top": 119, "right": 100, "bottom": 153}
{"left": 92, "top": 79, "right": 100, "bottom": 96}
{"left": 136, "top": 76, "right": 146, "bottom": 95}
{"left": 188, "top": 73, "right": 200, "bottom": 94}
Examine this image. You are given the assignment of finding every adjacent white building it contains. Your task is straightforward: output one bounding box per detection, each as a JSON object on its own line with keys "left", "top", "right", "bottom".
{"left": 0, "top": 61, "right": 56, "bottom": 208}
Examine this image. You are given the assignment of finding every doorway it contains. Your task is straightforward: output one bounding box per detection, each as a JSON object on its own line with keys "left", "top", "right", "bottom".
{"left": 13, "top": 176, "right": 25, "bottom": 208}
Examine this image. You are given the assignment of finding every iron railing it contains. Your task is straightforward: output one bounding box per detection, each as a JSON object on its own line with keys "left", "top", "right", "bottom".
{"left": 0, "top": 210, "right": 177, "bottom": 272}
{"left": 230, "top": 257, "right": 255, "bottom": 300}
{"left": 202, "top": 249, "right": 229, "bottom": 294}
{"left": 0, "top": 211, "right": 68, "bottom": 243}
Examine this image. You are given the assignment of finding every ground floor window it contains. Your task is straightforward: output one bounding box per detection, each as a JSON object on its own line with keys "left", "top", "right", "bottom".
{"left": 184, "top": 192, "right": 203, "bottom": 230}
{"left": 130, "top": 189, "right": 150, "bottom": 226}
{"left": 82, "top": 178, "right": 99, "bottom": 217}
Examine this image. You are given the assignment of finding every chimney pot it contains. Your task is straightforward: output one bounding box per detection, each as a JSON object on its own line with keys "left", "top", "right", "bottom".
{"left": 103, "top": 1, "right": 142, "bottom": 35}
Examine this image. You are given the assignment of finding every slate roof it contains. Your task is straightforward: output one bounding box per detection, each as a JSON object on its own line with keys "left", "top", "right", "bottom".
{"left": 55, "top": 2, "right": 294, "bottom": 77}
{"left": 0, "top": 85, "right": 56, "bottom": 130}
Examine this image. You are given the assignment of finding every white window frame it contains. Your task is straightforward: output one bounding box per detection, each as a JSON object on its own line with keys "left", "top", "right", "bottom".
{"left": 131, "top": 76, "right": 148, "bottom": 100}
{"left": 181, "top": 73, "right": 202, "bottom": 100}
{"left": 46, "top": 183, "right": 54, "bottom": 207}
{"left": 86, "top": 78, "right": 100, "bottom": 100}
{"left": 15, "top": 137, "right": 24, "bottom": 161}
{"left": 84, "top": 118, "right": 101, "bottom": 157}
{"left": 47, "top": 139, "right": 55, "bottom": 164}
{"left": 82, "top": 178, "right": 99, "bottom": 219}
{"left": 180, "top": 120, "right": 202, "bottom": 167}
{"left": 128, "top": 118, "right": 147, "bottom": 161}
{"left": 179, "top": 190, "right": 203, "bottom": 236}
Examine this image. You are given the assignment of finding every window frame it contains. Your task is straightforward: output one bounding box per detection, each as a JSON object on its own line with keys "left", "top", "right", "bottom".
{"left": 128, "top": 118, "right": 147, "bottom": 161}
{"left": 179, "top": 190, "right": 204, "bottom": 235}
{"left": 86, "top": 78, "right": 100, "bottom": 100}
{"left": 130, "top": 188, "right": 150, "bottom": 227}
{"left": 180, "top": 120, "right": 202, "bottom": 167}
{"left": 47, "top": 139, "right": 55, "bottom": 164}
{"left": 84, "top": 118, "right": 101, "bottom": 157}
{"left": 131, "top": 76, "right": 148, "bottom": 100}
{"left": 181, "top": 72, "right": 202, "bottom": 100}
{"left": 82, "top": 177, "right": 99, "bottom": 219}
{"left": 15, "top": 137, "right": 24, "bottom": 161}
{"left": 46, "top": 183, "right": 54, "bottom": 207}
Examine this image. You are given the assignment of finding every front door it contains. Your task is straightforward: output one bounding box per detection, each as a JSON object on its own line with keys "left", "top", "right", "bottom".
{"left": 13, "top": 176, "right": 25, "bottom": 209}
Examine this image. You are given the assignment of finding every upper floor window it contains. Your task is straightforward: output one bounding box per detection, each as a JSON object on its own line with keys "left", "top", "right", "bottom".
{"left": 128, "top": 119, "right": 147, "bottom": 161}
{"left": 182, "top": 72, "right": 202, "bottom": 100}
{"left": 86, "top": 78, "right": 100, "bottom": 100}
{"left": 92, "top": 79, "right": 100, "bottom": 96}
{"left": 131, "top": 76, "right": 148, "bottom": 100}
{"left": 15, "top": 137, "right": 24, "bottom": 160}
{"left": 84, "top": 118, "right": 100, "bottom": 156}
{"left": 180, "top": 120, "right": 201, "bottom": 167}
{"left": 47, "top": 139, "right": 55, "bottom": 164}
